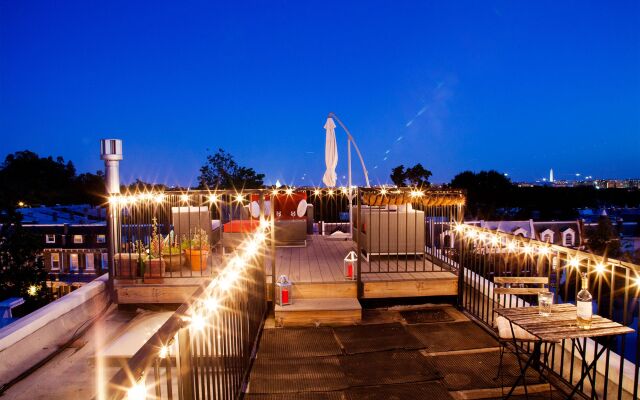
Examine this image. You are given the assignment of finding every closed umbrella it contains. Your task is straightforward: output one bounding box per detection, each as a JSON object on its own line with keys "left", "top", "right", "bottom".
{"left": 322, "top": 117, "right": 338, "bottom": 187}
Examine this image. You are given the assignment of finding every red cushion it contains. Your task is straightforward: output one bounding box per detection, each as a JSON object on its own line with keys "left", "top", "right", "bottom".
{"left": 223, "top": 220, "right": 260, "bottom": 233}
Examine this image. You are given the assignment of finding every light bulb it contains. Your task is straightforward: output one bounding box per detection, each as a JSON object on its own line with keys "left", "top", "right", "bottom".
{"left": 285, "top": 188, "right": 293, "bottom": 195}
{"left": 208, "top": 194, "right": 218, "bottom": 203}
{"left": 180, "top": 194, "right": 189, "bottom": 202}
{"left": 204, "top": 297, "right": 219, "bottom": 312}
{"left": 158, "top": 345, "right": 169, "bottom": 359}
{"left": 595, "top": 263, "right": 606, "bottom": 274}
{"left": 190, "top": 314, "right": 205, "bottom": 331}
{"left": 127, "top": 382, "right": 146, "bottom": 400}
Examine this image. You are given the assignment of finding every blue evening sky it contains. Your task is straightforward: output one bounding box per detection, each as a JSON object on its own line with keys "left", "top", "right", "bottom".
{"left": 1, "top": 1, "right": 639, "bottom": 186}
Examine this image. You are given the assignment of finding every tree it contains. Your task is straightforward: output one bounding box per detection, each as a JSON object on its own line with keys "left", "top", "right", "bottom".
{"left": 450, "top": 170, "right": 514, "bottom": 219}
{"left": 0, "top": 150, "right": 105, "bottom": 208}
{"left": 198, "top": 148, "right": 265, "bottom": 189}
{"left": 585, "top": 215, "right": 621, "bottom": 258}
{"left": 389, "top": 164, "right": 432, "bottom": 187}
{"left": 0, "top": 209, "right": 51, "bottom": 316}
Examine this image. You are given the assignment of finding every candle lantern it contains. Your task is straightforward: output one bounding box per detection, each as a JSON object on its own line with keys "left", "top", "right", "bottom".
{"left": 276, "top": 275, "right": 292, "bottom": 306}
{"left": 344, "top": 251, "right": 358, "bottom": 280}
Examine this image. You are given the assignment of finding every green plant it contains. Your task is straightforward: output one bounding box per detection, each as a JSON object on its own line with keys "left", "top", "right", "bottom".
{"left": 181, "top": 228, "right": 210, "bottom": 251}
{"left": 161, "top": 230, "right": 181, "bottom": 256}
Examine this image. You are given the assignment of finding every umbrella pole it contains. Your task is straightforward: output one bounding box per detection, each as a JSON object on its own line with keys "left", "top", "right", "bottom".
{"left": 348, "top": 138, "right": 353, "bottom": 239}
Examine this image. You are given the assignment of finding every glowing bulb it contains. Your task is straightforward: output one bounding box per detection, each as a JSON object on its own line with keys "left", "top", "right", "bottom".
{"left": 158, "top": 345, "right": 169, "bottom": 359}
{"left": 244, "top": 240, "right": 259, "bottom": 257}
{"left": 467, "top": 230, "right": 478, "bottom": 239}
{"left": 538, "top": 247, "right": 549, "bottom": 255}
{"left": 523, "top": 245, "right": 533, "bottom": 254}
{"left": 204, "top": 297, "right": 219, "bottom": 312}
{"left": 380, "top": 188, "right": 388, "bottom": 195}
{"left": 180, "top": 194, "right": 189, "bottom": 202}
{"left": 595, "top": 263, "right": 606, "bottom": 274}
{"left": 490, "top": 236, "right": 499, "bottom": 246}
{"left": 328, "top": 189, "right": 334, "bottom": 196}
{"left": 271, "top": 189, "right": 279, "bottom": 196}
{"left": 285, "top": 188, "right": 293, "bottom": 195}
{"left": 454, "top": 224, "right": 464, "bottom": 233}
{"left": 568, "top": 258, "right": 580, "bottom": 268}
{"left": 340, "top": 187, "right": 348, "bottom": 194}
{"left": 154, "top": 193, "right": 165, "bottom": 203}
{"left": 259, "top": 218, "right": 270, "bottom": 230}
{"left": 410, "top": 190, "right": 423, "bottom": 198}
{"left": 27, "top": 285, "right": 38, "bottom": 296}
{"left": 313, "top": 189, "right": 321, "bottom": 196}
{"left": 235, "top": 194, "right": 244, "bottom": 203}
{"left": 254, "top": 232, "right": 266, "bottom": 243}
{"left": 208, "top": 194, "right": 218, "bottom": 203}
{"left": 635, "top": 277, "right": 640, "bottom": 287}
{"left": 190, "top": 314, "right": 206, "bottom": 331}
{"left": 477, "top": 233, "right": 486, "bottom": 242}
{"left": 127, "top": 382, "right": 146, "bottom": 400}
{"left": 507, "top": 241, "right": 517, "bottom": 252}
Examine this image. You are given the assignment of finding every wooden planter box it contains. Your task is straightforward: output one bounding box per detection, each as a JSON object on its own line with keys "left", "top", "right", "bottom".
{"left": 144, "top": 258, "right": 165, "bottom": 284}
{"left": 114, "top": 253, "right": 143, "bottom": 282}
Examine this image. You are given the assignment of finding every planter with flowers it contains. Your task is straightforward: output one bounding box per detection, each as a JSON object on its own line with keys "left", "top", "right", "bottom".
{"left": 162, "top": 231, "right": 185, "bottom": 272}
{"left": 182, "top": 228, "right": 210, "bottom": 272}
{"left": 145, "top": 219, "right": 166, "bottom": 283}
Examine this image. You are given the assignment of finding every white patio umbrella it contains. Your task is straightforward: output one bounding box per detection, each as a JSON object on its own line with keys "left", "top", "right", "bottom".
{"left": 322, "top": 117, "right": 338, "bottom": 187}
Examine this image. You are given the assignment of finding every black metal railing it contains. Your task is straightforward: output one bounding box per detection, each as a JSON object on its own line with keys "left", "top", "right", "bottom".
{"left": 108, "top": 190, "right": 271, "bottom": 282}
{"left": 353, "top": 187, "right": 465, "bottom": 275}
{"left": 457, "top": 224, "right": 640, "bottom": 399}
{"left": 104, "top": 227, "right": 269, "bottom": 399}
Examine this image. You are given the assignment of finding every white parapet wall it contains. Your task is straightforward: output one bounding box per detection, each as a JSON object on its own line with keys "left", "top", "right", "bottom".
{"left": 0, "top": 274, "right": 110, "bottom": 387}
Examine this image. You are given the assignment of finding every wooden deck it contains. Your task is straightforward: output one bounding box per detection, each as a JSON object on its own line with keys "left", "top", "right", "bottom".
{"left": 274, "top": 235, "right": 459, "bottom": 299}
{"left": 115, "top": 235, "right": 459, "bottom": 304}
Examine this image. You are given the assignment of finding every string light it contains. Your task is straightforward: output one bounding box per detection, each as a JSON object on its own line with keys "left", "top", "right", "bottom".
{"left": 328, "top": 189, "right": 334, "bottom": 196}
{"left": 158, "top": 345, "right": 169, "bottom": 359}
{"left": 523, "top": 245, "right": 533, "bottom": 254}
{"left": 180, "top": 194, "right": 189, "bottom": 203}
{"left": 154, "top": 193, "right": 165, "bottom": 203}
{"left": 285, "top": 188, "right": 293, "bottom": 195}
{"left": 271, "top": 189, "right": 279, "bottom": 196}
{"left": 380, "top": 188, "right": 388, "bottom": 195}
{"left": 507, "top": 241, "right": 517, "bottom": 252}
{"left": 454, "top": 224, "right": 464, "bottom": 233}
{"left": 595, "top": 262, "right": 606, "bottom": 274}
{"left": 204, "top": 297, "right": 219, "bottom": 312}
{"left": 410, "top": 190, "right": 424, "bottom": 198}
{"left": 235, "top": 194, "right": 244, "bottom": 203}
{"left": 127, "top": 382, "right": 146, "bottom": 400}
{"left": 313, "top": 189, "right": 321, "bottom": 196}
{"left": 538, "top": 246, "right": 549, "bottom": 256}
{"left": 190, "top": 314, "right": 206, "bottom": 331}
{"left": 208, "top": 194, "right": 218, "bottom": 203}
{"left": 340, "top": 187, "right": 348, "bottom": 194}
{"left": 27, "top": 285, "right": 38, "bottom": 296}
{"left": 490, "top": 236, "right": 499, "bottom": 246}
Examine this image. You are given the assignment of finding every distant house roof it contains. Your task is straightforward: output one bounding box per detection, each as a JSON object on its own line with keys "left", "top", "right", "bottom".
{"left": 18, "top": 205, "right": 106, "bottom": 225}
{"left": 464, "top": 219, "right": 582, "bottom": 247}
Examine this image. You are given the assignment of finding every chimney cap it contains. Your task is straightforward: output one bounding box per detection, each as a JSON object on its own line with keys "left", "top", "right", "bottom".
{"left": 100, "top": 139, "right": 123, "bottom": 161}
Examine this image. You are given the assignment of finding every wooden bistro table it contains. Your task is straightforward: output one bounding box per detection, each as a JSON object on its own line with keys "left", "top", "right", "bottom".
{"left": 495, "top": 303, "right": 634, "bottom": 400}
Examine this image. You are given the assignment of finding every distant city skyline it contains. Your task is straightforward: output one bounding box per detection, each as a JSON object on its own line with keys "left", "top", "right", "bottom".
{"left": 1, "top": 1, "right": 639, "bottom": 186}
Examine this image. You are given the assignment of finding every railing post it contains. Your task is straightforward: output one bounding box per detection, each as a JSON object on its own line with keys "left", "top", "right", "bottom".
{"left": 177, "top": 328, "right": 194, "bottom": 400}
{"left": 270, "top": 193, "right": 277, "bottom": 312}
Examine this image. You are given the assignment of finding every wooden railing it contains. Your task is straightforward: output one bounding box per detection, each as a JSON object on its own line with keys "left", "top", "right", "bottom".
{"left": 456, "top": 223, "right": 640, "bottom": 399}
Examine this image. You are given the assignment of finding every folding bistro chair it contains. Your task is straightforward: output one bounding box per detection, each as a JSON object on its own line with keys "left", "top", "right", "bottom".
{"left": 493, "top": 276, "right": 554, "bottom": 398}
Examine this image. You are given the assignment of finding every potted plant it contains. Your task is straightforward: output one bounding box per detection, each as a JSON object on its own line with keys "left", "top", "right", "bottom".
{"left": 114, "top": 240, "right": 146, "bottom": 281}
{"left": 182, "top": 228, "right": 210, "bottom": 272}
{"left": 162, "top": 230, "right": 185, "bottom": 272}
{"left": 145, "top": 218, "right": 165, "bottom": 283}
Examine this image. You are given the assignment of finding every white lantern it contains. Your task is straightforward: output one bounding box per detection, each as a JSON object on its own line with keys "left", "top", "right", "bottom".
{"left": 276, "top": 275, "right": 292, "bottom": 306}
{"left": 344, "top": 251, "right": 358, "bottom": 280}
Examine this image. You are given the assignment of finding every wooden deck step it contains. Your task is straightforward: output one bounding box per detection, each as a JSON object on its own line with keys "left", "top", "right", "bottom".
{"left": 274, "top": 298, "right": 362, "bottom": 327}
{"left": 266, "top": 279, "right": 357, "bottom": 301}
{"left": 362, "top": 272, "right": 458, "bottom": 299}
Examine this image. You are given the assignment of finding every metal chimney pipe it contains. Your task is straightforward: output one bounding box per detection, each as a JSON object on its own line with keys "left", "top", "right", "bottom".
{"left": 100, "top": 139, "right": 123, "bottom": 194}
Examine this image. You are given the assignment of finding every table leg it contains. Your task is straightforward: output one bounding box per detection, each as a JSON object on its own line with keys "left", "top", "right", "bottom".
{"left": 565, "top": 339, "right": 608, "bottom": 400}
{"left": 504, "top": 340, "right": 542, "bottom": 399}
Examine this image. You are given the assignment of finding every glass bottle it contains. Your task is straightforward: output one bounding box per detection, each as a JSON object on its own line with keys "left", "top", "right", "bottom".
{"left": 576, "top": 272, "right": 593, "bottom": 329}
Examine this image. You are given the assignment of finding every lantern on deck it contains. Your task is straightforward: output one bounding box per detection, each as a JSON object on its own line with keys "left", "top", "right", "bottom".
{"left": 276, "top": 275, "right": 292, "bottom": 306}
{"left": 344, "top": 251, "right": 358, "bottom": 280}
